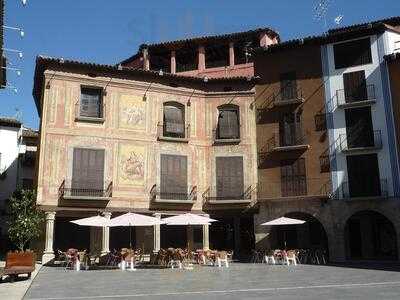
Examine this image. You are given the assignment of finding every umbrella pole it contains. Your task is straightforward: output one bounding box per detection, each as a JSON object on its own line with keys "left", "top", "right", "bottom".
{"left": 284, "top": 230, "right": 287, "bottom": 250}
{"left": 129, "top": 227, "right": 132, "bottom": 249}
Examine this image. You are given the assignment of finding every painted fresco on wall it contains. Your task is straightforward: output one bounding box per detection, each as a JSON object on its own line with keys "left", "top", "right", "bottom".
{"left": 119, "top": 94, "right": 146, "bottom": 130}
{"left": 118, "top": 144, "right": 145, "bottom": 186}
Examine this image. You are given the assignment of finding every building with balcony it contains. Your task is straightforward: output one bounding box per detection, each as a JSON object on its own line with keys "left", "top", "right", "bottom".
{"left": 253, "top": 16, "right": 400, "bottom": 262}
{"left": 33, "top": 55, "right": 258, "bottom": 263}
{"left": 120, "top": 28, "right": 279, "bottom": 79}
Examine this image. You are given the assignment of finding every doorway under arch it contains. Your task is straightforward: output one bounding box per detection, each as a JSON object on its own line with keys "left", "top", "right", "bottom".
{"left": 270, "top": 212, "right": 328, "bottom": 254}
{"left": 345, "top": 210, "right": 398, "bottom": 260}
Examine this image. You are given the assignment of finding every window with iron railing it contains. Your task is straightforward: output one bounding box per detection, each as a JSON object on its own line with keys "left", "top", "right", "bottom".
{"left": 160, "top": 154, "right": 188, "bottom": 200}
{"left": 71, "top": 148, "right": 105, "bottom": 196}
{"left": 216, "top": 156, "right": 244, "bottom": 200}
{"left": 281, "top": 159, "right": 307, "bottom": 197}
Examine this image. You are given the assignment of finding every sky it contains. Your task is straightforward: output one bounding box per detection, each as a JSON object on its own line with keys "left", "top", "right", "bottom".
{"left": 1, "top": 0, "right": 399, "bottom": 129}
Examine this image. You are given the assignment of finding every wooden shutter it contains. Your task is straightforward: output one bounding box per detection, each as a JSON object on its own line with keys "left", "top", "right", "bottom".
{"left": 281, "top": 159, "right": 306, "bottom": 197}
{"left": 280, "top": 112, "right": 302, "bottom": 146}
{"left": 343, "top": 71, "right": 367, "bottom": 102}
{"left": 163, "top": 104, "right": 185, "bottom": 137}
{"left": 216, "top": 156, "right": 244, "bottom": 199}
{"left": 217, "top": 107, "right": 239, "bottom": 139}
{"left": 344, "top": 107, "right": 374, "bottom": 148}
{"left": 346, "top": 154, "right": 380, "bottom": 197}
{"left": 80, "top": 88, "right": 102, "bottom": 118}
{"left": 72, "top": 148, "right": 104, "bottom": 194}
{"left": 280, "top": 72, "right": 297, "bottom": 101}
{"left": 160, "top": 154, "right": 187, "bottom": 199}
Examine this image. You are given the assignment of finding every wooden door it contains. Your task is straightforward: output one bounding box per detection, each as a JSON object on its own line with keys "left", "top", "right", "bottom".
{"left": 216, "top": 156, "right": 244, "bottom": 199}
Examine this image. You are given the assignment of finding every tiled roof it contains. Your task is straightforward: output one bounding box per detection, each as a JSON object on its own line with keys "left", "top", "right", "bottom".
{"left": 120, "top": 27, "right": 279, "bottom": 65}
{"left": 33, "top": 56, "right": 256, "bottom": 115}
{"left": 22, "top": 128, "right": 39, "bottom": 138}
{"left": 0, "top": 117, "right": 22, "bottom": 128}
{"left": 255, "top": 16, "right": 400, "bottom": 54}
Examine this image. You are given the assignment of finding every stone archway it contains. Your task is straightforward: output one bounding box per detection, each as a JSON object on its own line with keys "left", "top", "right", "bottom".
{"left": 344, "top": 210, "right": 398, "bottom": 260}
{"left": 269, "top": 212, "right": 329, "bottom": 256}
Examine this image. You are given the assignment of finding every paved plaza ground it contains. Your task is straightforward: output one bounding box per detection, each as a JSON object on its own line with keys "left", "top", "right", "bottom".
{"left": 24, "top": 263, "right": 400, "bottom": 300}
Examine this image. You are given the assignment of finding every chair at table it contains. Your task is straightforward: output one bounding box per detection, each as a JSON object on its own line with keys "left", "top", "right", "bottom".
{"left": 284, "top": 250, "right": 298, "bottom": 266}
{"left": 264, "top": 249, "right": 276, "bottom": 265}
{"left": 216, "top": 251, "right": 229, "bottom": 268}
{"left": 64, "top": 248, "right": 79, "bottom": 271}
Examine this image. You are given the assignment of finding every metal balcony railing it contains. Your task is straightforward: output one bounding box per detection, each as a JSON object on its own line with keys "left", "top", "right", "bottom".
{"left": 202, "top": 185, "right": 255, "bottom": 204}
{"left": 341, "top": 179, "right": 388, "bottom": 199}
{"left": 150, "top": 184, "right": 197, "bottom": 202}
{"left": 336, "top": 84, "right": 376, "bottom": 107}
{"left": 339, "top": 130, "right": 382, "bottom": 151}
{"left": 59, "top": 180, "right": 112, "bottom": 199}
{"left": 273, "top": 87, "right": 304, "bottom": 106}
{"left": 257, "top": 179, "right": 332, "bottom": 200}
{"left": 258, "top": 130, "right": 308, "bottom": 163}
{"left": 157, "top": 123, "right": 190, "bottom": 141}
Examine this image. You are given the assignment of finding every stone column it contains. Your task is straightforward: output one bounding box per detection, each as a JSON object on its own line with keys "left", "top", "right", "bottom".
{"left": 153, "top": 213, "right": 161, "bottom": 252}
{"left": 229, "top": 42, "right": 235, "bottom": 67}
{"left": 171, "top": 51, "right": 176, "bottom": 74}
{"left": 202, "top": 223, "right": 210, "bottom": 250}
{"left": 187, "top": 226, "right": 194, "bottom": 250}
{"left": 101, "top": 212, "right": 112, "bottom": 255}
{"left": 42, "top": 211, "right": 56, "bottom": 265}
{"left": 198, "top": 45, "right": 206, "bottom": 72}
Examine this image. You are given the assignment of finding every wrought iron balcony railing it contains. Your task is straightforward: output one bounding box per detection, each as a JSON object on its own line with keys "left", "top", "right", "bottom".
{"left": 150, "top": 184, "right": 197, "bottom": 202}
{"left": 337, "top": 84, "right": 376, "bottom": 107}
{"left": 338, "top": 130, "right": 382, "bottom": 152}
{"left": 340, "top": 179, "right": 388, "bottom": 199}
{"left": 258, "top": 131, "right": 308, "bottom": 166}
{"left": 157, "top": 123, "right": 190, "bottom": 142}
{"left": 202, "top": 185, "right": 255, "bottom": 205}
{"left": 59, "top": 180, "right": 112, "bottom": 199}
{"left": 257, "top": 179, "right": 332, "bottom": 200}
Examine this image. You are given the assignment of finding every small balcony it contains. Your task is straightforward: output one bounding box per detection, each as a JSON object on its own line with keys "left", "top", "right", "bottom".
{"left": 257, "top": 179, "right": 332, "bottom": 201}
{"left": 212, "top": 125, "right": 241, "bottom": 144}
{"left": 336, "top": 84, "right": 376, "bottom": 109}
{"left": 157, "top": 122, "right": 190, "bottom": 143}
{"left": 339, "top": 130, "right": 382, "bottom": 153}
{"left": 272, "top": 87, "right": 304, "bottom": 107}
{"left": 341, "top": 179, "right": 388, "bottom": 199}
{"left": 150, "top": 184, "right": 197, "bottom": 204}
{"left": 258, "top": 131, "right": 309, "bottom": 166}
{"left": 59, "top": 180, "right": 112, "bottom": 201}
{"left": 202, "top": 185, "right": 255, "bottom": 205}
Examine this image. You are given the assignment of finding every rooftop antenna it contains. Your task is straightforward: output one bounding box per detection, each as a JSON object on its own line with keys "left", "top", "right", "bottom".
{"left": 313, "top": 0, "right": 332, "bottom": 32}
{"left": 334, "top": 14, "right": 344, "bottom": 26}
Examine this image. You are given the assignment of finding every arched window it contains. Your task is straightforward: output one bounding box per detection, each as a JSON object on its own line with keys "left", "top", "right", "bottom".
{"left": 163, "top": 102, "right": 185, "bottom": 138}
{"left": 217, "top": 104, "right": 240, "bottom": 140}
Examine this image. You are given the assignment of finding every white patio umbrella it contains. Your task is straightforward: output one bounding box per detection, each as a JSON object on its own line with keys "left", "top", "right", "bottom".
{"left": 70, "top": 215, "right": 111, "bottom": 227}
{"left": 261, "top": 217, "right": 306, "bottom": 249}
{"left": 109, "top": 213, "right": 165, "bottom": 248}
{"left": 162, "top": 213, "right": 218, "bottom": 225}
{"left": 162, "top": 213, "right": 218, "bottom": 250}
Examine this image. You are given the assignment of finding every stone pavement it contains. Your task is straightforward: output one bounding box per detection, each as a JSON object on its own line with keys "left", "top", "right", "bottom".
{"left": 0, "top": 262, "right": 41, "bottom": 300}
{"left": 23, "top": 263, "right": 400, "bottom": 300}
